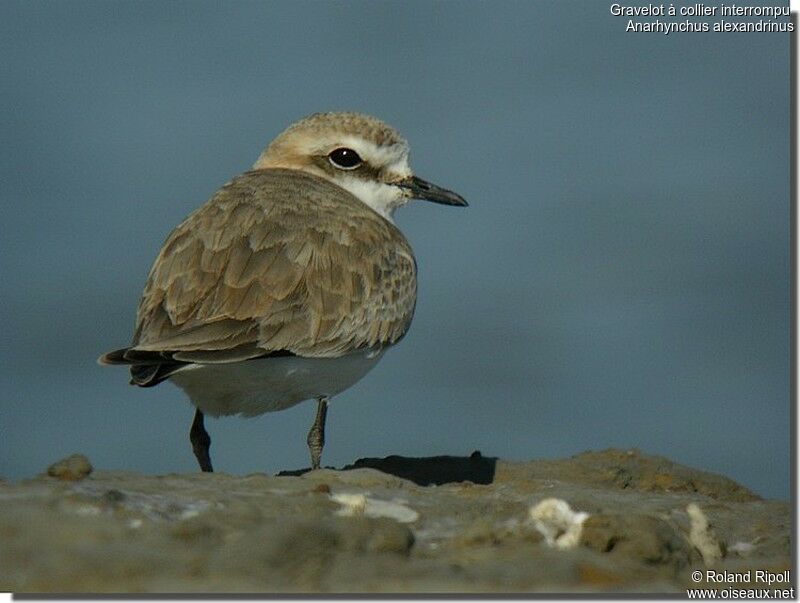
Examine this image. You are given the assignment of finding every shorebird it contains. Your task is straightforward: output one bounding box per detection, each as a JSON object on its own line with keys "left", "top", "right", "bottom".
{"left": 99, "top": 112, "right": 467, "bottom": 472}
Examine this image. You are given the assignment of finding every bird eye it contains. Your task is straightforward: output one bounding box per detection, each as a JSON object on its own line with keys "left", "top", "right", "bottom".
{"left": 328, "top": 148, "right": 362, "bottom": 170}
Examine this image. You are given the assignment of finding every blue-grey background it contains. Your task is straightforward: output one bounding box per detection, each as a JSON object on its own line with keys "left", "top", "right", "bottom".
{"left": 0, "top": 1, "right": 790, "bottom": 498}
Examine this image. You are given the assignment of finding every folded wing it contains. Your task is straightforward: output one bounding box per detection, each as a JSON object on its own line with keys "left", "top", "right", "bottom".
{"left": 99, "top": 168, "right": 417, "bottom": 384}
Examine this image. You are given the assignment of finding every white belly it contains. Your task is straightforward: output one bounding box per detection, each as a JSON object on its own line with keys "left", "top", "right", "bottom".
{"left": 168, "top": 349, "right": 385, "bottom": 417}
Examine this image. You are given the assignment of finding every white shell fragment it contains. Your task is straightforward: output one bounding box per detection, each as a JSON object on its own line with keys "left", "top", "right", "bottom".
{"left": 687, "top": 503, "right": 724, "bottom": 565}
{"left": 529, "top": 498, "right": 590, "bottom": 550}
{"left": 728, "top": 541, "right": 755, "bottom": 556}
{"left": 332, "top": 492, "right": 419, "bottom": 523}
{"left": 332, "top": 493, "right": 368, "bottom": 516}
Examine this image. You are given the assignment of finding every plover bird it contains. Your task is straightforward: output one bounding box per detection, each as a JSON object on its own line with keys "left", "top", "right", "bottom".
{"left": 99, "top": 112, "right": 467, "bottom": 472}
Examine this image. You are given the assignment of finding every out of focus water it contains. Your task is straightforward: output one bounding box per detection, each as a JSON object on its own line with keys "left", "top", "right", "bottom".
{"left": 0, "top": 2, "right": 790, "bottom": 498}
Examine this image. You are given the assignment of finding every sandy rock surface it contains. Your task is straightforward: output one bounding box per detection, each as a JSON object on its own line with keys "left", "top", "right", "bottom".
{"left": 0, "top": 449, "right": 790, "bottom": 593}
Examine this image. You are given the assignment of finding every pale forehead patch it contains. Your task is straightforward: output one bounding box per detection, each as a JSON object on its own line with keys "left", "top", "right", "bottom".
{"left": 335, "top": 135, "right": 411, "bottom": 178}
{"left": 284, "top": 132, "right": 410, "bottom": 173}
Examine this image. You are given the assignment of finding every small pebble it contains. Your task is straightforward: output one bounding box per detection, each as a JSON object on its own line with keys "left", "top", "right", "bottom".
{"left": 102, "top": 489, "right": 126, "bottom": 505}
{"left": 46, "top": 454, "right": 93, "bottom": 481}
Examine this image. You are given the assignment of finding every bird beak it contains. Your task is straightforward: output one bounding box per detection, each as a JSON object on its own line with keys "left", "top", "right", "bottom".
{"left": 397, "top": 176, "right": 468, "bottom": 207}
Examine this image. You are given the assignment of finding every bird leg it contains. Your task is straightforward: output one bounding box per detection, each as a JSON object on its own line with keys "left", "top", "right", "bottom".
{"left": 190, "top": 409, "right": 213, "bottom": 472}
{"left": 307, "top": 396, "right": 329, "bottom": 470}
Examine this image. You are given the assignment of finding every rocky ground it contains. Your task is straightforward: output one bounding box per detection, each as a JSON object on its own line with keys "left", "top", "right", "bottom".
{"left": 0, "top": 449, "right": 792, "bottom": 593}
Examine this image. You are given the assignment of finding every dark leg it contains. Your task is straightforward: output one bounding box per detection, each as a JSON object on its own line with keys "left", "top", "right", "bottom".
{"left": 307, "top": 397, "right": 329, "bottom": 470}
{"left": 190, "top": 409, "right": 213, "bottom": 472}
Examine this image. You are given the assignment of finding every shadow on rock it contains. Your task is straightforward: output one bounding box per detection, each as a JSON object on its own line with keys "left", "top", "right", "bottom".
{"left": 278, "top": 450, "right": 497, "bottom": 486}
{"left": 342, "top": 450, "right": 497, "bottom": 486}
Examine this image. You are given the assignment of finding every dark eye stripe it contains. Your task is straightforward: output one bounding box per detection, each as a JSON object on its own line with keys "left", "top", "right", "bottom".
{"left": 328, "top": 147, "right": 362, "bottom": 170}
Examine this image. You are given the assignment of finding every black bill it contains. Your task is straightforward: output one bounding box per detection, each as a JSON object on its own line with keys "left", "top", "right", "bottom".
{"left": 397, "top": 176, "right": 468, "bottom": 207}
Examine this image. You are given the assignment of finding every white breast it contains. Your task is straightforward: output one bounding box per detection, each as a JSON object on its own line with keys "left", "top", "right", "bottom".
{"left": 168, "top": 349, "right": 385, "bottom": 418}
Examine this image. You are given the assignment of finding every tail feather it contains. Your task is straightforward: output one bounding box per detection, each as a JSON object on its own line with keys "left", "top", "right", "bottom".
{"left": 98, "top": 346, "right": 188, "bottom": 388}
{"left": 98, "top": 343, "right": 293, "bottom": 388}
{"left": 130, "top": 362, "right": 188, "bottom": 387}
{"left": 97, "top": 347, "right": 133, "bottom": 365}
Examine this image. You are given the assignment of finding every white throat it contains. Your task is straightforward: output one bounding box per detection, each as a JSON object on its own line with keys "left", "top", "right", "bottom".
{"left": 335, "top": 176, "right": 407, "bottom": 222}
